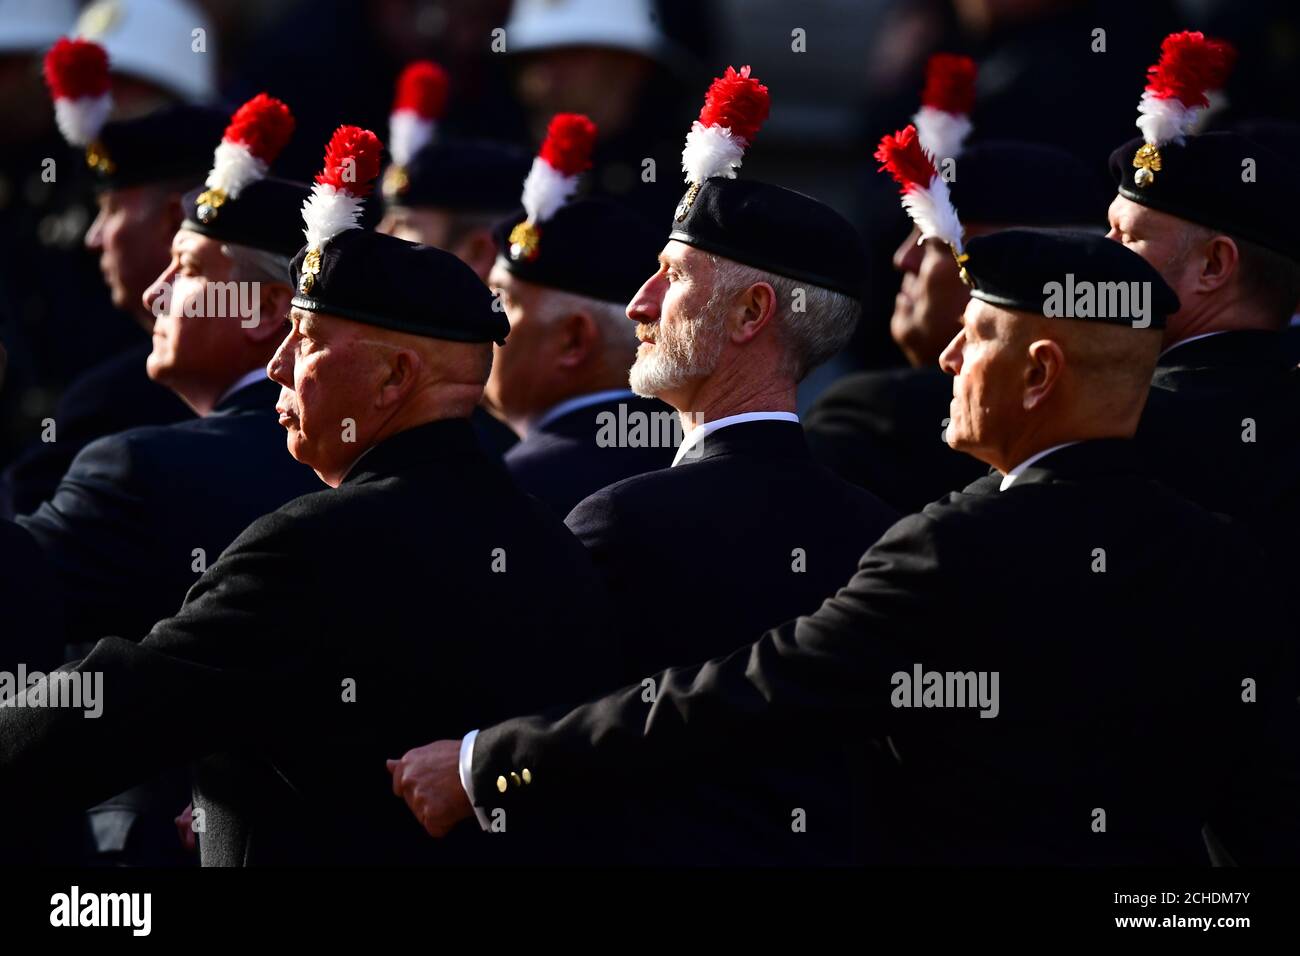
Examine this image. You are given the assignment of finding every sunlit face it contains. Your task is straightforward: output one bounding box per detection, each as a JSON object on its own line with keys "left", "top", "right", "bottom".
{"left": 377, "top": 206, "right": 452, "bottom": 247}
{"left": 142, "top": 229, "right": 245, "bottom": 394}
{"left": 891, "top": 226, "right": 973, "bottom": 367}
{"left": 85, "top": 185, "right": 175, "bottom": 328}
{"left": 266, "top": 308, "right": 382, "bottom": 481}
{"left": 938, "top": 298, "right": 1026, "bottom": 464}
{"left": 625, "top": 241, "right": 727, "bottom": 405}
{"left": 1106, "top": 195, "right": 1200, "bottom": 332}
{"left": 483, "top": 263, "right": 560, "bottom": 422}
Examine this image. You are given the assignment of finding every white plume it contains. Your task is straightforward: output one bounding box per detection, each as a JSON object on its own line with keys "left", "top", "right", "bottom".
{"left": 389, "top": 111, "right": 436, "bottom": 168}
{"left": 205, "top": 140, "right": 268, "bottom": 199}
{"left": 53, "top": 94, "right": 112, "bottom": 148}
{"left": 902, "top": 175, "right": 965, "bottom": 253}
{"left": 681, "top": 121, "right": 746, "bottom": 184}
{"left": 301, "top": 182, "right": 365, "bottom": 249}
{"left": 1136, "top": 91, "right": 1199, "bottom": 147}
{"left": 519, "top": 156, "right": 578, "bottom": 225}
{"left": 913, "top": 106, "right": 972, "bottom": 164}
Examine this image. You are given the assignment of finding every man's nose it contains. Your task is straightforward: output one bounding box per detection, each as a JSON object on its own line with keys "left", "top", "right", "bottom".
{"left": 142, "top": 264, "right": 175, "bottom": 317}
{"left": 939, "top": 329, "right": 964, "bottom": 375}
{"left": 84, "top": 210, "right": 105, "bottom": 251}
{"left": 626, "top": 273, "right": 665, "bottom": 323}
{"left": 893, "top": 233, "right": 922, "bottom": 274}
{"left": 267, "top": 333, "right": 294, "bottom": 386}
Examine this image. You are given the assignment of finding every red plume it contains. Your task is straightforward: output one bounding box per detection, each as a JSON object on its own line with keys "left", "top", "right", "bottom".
{"left": 43, "top": 37, "right": 110, "bottom": 100}
{"left": 315, "top": 125, "right": 383, "bottom": 196}
{"left": 224, "top": 93, "right": 295, "bottom": 164}
{"left": 874, "top": 125, "right": 937, "bottom": 192}
{"left": 1145, "top": 31, "right": 1236, "bottom": 107}
{"left": 698, "top": 65, "right": 770, "bottom": 143}
{"left": 921, "top": 54, "right": 976, "bottom": 114}
{"left": 392, "top": 61, "right": 449, "bottom": 119}
{"left": 539, "top": 113, "right": 597, "bottom": 176}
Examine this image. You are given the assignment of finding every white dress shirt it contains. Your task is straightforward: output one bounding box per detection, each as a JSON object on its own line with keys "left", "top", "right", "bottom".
{"left": 458, "top": 410, "right": 801, "bottom": 813}
{"left": 998, "top": 441, "right": 1081, "bottom": 491}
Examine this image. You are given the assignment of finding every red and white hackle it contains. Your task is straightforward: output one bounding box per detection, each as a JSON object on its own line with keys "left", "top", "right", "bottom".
{"left": 507, "top": 112, "right": 597, "bottom": 261}
{"left": 876, "top": 124, "right": 967, "bottom": 279}
{"left": 195, "top": 93, "right": 295, "bottom": 223}
{"left": 297, "top": 125, "right": 384, "bottom": 294}
{"left": 1131, "top": 30, "right": 1236, "bottom": 187}
{"left": 676, "top": 64, "right": 770, "bottom": 220}
{"left": 912, "top": 53, "right": 977, "bottom": 163}
{"left": 384, "top": 60, "right": 450, "bottom": 199}
{"left": 43, "top": 37, "right": 113, "bottom": 171}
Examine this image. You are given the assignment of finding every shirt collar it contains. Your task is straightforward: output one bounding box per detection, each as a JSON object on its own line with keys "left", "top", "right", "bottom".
{"left": 213, "top": 368, "right": 269, "bottom": 411}
{"left": 531, "top": 389, "right": 636, "bottom": 433}
{"left": 999, "top": 441, "right": 1082, "bottom": 491}
{"left": 1158, "top": 329, "right": 1230, "bottom": 359}
{"left": 671, "top": 411, "right": 800, "bottom": 467}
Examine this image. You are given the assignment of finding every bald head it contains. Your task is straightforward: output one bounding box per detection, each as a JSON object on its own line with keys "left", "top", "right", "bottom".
{"left": 940, "top": 298, "right": 1163, "bottom": 473}
{"left": 267, "top": 307, "right": 493, "bottom": 486}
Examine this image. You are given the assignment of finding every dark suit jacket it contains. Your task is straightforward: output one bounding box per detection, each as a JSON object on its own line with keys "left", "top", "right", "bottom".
{"left": 476, "top": 440, "right": 1300, "bottom": 865}
{"left": 505, "top": 393, "right": 677, "bottom": 517}
{"left": 0, "top": 419, "right": 618, "bottom": 865}
{"left": 804, "top": 366, "right": 988, "bottom": 513}
{"left": 0, "top": 519, "right": 60, "bottom": 673}
{"left": 0, "top": 342, "right": 193, "bottom": 518}
{"left": 563, "top": 419, "right": 899, "bottom": 863}
{"left": 18, "top": 378, "right": 322, "bottom": 649}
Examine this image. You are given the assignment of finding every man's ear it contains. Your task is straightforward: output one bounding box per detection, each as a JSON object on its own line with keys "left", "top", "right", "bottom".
{"left": 1023, "top": 338, "right": 1065, "bottom": 411}
{"left": 556, "top": 310, "right": 599, "bottom": 369}
{"left": 377, "top": 346, "right": 422, "bottom": 408}
{"left": 245, "top": 283, "right": 295, "bottom": 343}
{"left": 1197, "top": 234, "right": 1239, "bottom": 295}
{"left": 731, "top": 281, "right": 779, "bottom": 344}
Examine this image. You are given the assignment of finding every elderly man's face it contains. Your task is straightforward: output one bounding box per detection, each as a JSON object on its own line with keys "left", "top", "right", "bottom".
{"left": 267, "top": 308, "right": 381, "bottom": 481}
{"left": 377, "top": 206, "right": 453, "bottom": 247}
{"left": 1106, "top": 195, "right": 1202, "bottom": 331}
{"left": 142, "top": 229, "right": 245, "bottom": 395}
{"left": 85, "top": 185, "right": 177, "bottom": 329}
{"left": 484, "top": 263, "right": 558, "bottom": 423}
{"left": 625, "top": 241, "right": 727, "bottom": 407}
{"left": 939, "top": 299, "right": 1027, "bottom": 464}
{"left": 891, "top": 227, "right": 973, "bottom": 367}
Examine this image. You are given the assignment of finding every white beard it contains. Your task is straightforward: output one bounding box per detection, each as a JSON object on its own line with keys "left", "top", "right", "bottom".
{"left": 629, "top": 310, "right": 726, "bottom": 398}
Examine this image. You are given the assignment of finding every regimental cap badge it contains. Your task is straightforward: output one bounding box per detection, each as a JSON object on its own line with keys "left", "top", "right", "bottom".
{"left": 384, "top": 60, "right": 449, "bottom": 203}
{"left": 1130, "top": 31, "right": 1235, "bottom": 189}
{"left": 43, "top": 37, "right": 114, "bottom": 175}
{"left": 509, "top": 112, "right": 597, "bottom": 262}
{"left": 297, "top": 125, "right": 384, "bottom": 295}
{"left": 196, "top": 93, "right": 294, "bottom": 224}
{"left": 677, "top": 65, "right": 770, "bottom": 222}
{"left": 875, "top": 124, "right": 968, "bottom": 283}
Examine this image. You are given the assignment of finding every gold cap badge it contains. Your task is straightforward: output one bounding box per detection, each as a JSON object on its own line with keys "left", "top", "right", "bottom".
{"left": 382, "top": 164, "right": 409, "bottom": 202}
{"left": 508, "top": 221, "right": 541, "bottom": 261}
{"left": 85, "top": 140, "right": 115, "bottom": 176}
{"left": 298, "top": 247, "right": 322, "bottom": 294}
{"left": 195, "top": 188, "right": 227, "bottom": 223}
{"left": 674, "top": 181, "right": 702, "bottom": 222}
{"left": 1132, "top": 143, "right": 1162, "bottom": 188}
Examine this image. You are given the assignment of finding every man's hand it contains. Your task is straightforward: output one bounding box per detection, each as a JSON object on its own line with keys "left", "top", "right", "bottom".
{"left": 387, "top": 739, "right": 474, "bottom": 838}
{"left": 175, "top": 802, "right": 197, "bottom": 853}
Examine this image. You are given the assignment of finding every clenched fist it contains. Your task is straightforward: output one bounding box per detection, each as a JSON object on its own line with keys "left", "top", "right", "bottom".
{"left": 387, "top": 739, "right": 474, "bottom": 838}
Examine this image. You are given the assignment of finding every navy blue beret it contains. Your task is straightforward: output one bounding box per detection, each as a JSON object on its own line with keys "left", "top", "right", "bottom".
{"left": 964, "top": 229, "right": 1179, "bottom": 328}
{"left": 669, "top": 177, "right": 867, "bottom": 300}
{"left": 492, "top": 197, "right": 661, "bottom": 304}
{"left": 182, "top": 177, "right": 311, "bottom": 259}
{"left": 383, "top": 139, "right": 531, "bottom": 213}
{"left": 1109, "top": 131, "right": 1300, "bottom": 262}
{"left": 951, "top": 141, "right": 1109, "bottom": 227}
{"left": 92, "top": 104, "right": 228, "bottom": 191}
{"left": 290, "top": 230, "right": 508, "bottom": 344}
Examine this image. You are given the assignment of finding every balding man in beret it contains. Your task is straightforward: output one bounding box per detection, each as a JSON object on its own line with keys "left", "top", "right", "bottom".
{"left": 0, "top": 218, "right": 616, "bottom": 864}
{"left": 393, "top": 230, "right": 1300, "bottom": 865}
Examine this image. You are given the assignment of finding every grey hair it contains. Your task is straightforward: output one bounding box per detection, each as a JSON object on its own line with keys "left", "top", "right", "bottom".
{"left": 543, "top": 288, "right": 639, "bottom": 356}
{"left": 706, "top": 256, "right": 861, "bottom": 381}
{"left": 221, "top": 243, "right": 292, "bottom": 286}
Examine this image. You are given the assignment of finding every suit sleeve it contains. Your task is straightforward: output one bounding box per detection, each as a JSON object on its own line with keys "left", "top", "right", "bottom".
{"left": 16, "top": 433, "right": 172, "bottom": 645}
{"left": 0, "top": 511, "right": 324, "bottom": 824}
{"left": 471, "top": 509, "right": 940, "bottom": 807}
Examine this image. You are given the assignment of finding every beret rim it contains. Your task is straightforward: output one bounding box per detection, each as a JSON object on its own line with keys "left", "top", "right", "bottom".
{"left": 1114, "top": 184, "right": 1300, "bottom": 264}
{"left": 666, "top": 229, "right": 863, "bottom": 300}
{"left": 290, "top": 294, "right": 508, "bottom": 345}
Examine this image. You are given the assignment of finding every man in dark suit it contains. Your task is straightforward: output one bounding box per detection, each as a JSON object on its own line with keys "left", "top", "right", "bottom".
{"left": 0, "top": 105, "right": 230, "bottom": 517}
{"left": 1106, "top": 131, "right": 1300, "bottom": 573}
{"left": 393, "top": 231, "right": 1300, "bottom": 865}
{"left": 491, "top": 176, "right": 897, "bottom": 863}
{"left": 805, "top": 141, "right": 1110, "bottom": 513}
{"left": 488, "top": 198, "right": 676, "bottom": 516}
{"left": 0, "top": 202, "right": 615, "bottom": 864}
